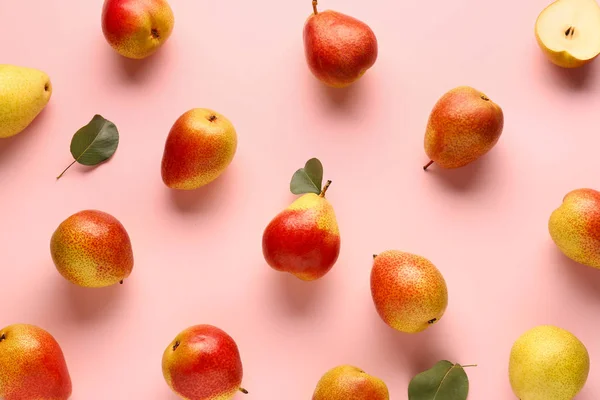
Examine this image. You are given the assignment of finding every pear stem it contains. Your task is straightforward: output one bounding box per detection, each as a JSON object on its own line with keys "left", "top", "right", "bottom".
{"left": 320, "top": 180, "right": 332, "bottom": 197}
{"left": 56, "top": 160, "right": 77, "bottom": 180}
{"left": 461, "top": 364, "right": 478, "bottom": 368}
{"left": 0, "top": 334, "right": 5, "bottom": 342}
{"left": 312, "top": 0, "right": 318, "bottom": 14}
{"left": 423, "top": 160, "right": 434, "bottom": 171}
{"left": 239, "top": 388, "right": 249, "bottom": 394}
{"left": 373, "top": 254, "right": 377, "bottom": 259}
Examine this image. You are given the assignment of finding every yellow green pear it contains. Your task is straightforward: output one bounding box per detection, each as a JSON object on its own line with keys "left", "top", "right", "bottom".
{"left": 0, "top": 64, "right": 52, "bottom": 138}
{"left": 509, "top": 325, "right": 589, "bottom": 400}
{"left": 312, "top": 365, "right": 389, "bottom": 400}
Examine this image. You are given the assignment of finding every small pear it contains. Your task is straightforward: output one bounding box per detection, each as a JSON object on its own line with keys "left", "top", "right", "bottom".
{"left": 549, "top": 188, "right": 600, "bottom": 268}
{"left": 263, "top": 179, "right": 340, "bottom": 281}
{"left": 303, "top": 1, "right": 378, "bottom": 88}
{"left": 371, "top": 250, "right": 448, "bottom": 333}
{"left": 423, "top": 86, "right": 504, "bottom": 170}
{"left": 0, "top": 64, "right": 52, "bottom": 138}
{"left": 161, "top": 108, "right": 237, "bottom": 190}
{"left": 162, "top": 324, "right": 247, "bottom": 400}
{"left": 312, "top": 365, "right": 389, "bottom": 400}
{"left": 509, "top": 325, "right": 589, "bottom": 400}
{"left": 0, "top": 324, "right": 72, "bottom": 400}
{"left": 50, "top": 209, "right": 134, "bottom": 288}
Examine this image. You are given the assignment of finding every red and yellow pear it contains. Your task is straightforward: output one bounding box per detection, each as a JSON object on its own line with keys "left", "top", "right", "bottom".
{"left": 101, "top": 0, "right": 175, "bottom": 59}
{"left": 50, "top": 209, "right": 134, "bottom": 288}
{"left": 162, "top": 324, "right": 247, "bottom": 400}
{"left": 0, "top": 324, "right": 72, "bottom": 400}
{"left": 423, "top": 86, "right": 504, "bottom": 170}
{"left": 262, "top": 158, "right": 340, "bottom": 281}
{"left": 312, "top": 365, "right": 389, "bottom": 400}
{"left": 371, "top": 250, "right": 448, "bottom": 333}
{"left": 549, "top": 188, "right": 600, "bottom": 268}
{"left": 303, "top": 0, "right": 378, "bottom": 88}
{"left": 161, "top": 108, "right": 238, "bottom": 190}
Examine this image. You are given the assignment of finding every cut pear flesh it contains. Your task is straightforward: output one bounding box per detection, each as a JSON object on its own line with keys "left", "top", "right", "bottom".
{"left": 537, "top": 0, "right": 600, "bottom": 60}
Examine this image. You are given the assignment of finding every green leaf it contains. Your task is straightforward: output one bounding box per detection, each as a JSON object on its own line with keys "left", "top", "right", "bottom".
{"left": 408, "top": 360, "right": 473, "bottom": 400}
{"left": 290, "top": 158, "right": 323, "bottom": 195}
{"left": 57, "top": 115, "right": 119, "bottom": 179}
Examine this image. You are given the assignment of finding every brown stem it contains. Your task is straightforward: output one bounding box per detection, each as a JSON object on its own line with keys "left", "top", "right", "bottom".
{"left": 0, "top": 333, "right": 5, "bottom": 342}
{"left": 373, "top": 254, "right": 377, "bottom": 259}
{"left": 461, "top": 364, "right": 478, "bottom": 368}
{"left": 239, "top": 388, "right": 249, "bottom": 394}
{"left": 423, "top": 160, "right": 434, "bottom": 171}
{"left": 319, "top": 180, "right": 332, "bottom": 197}
{"left": 119, "top": 280, "right": 124, "bottom": 284}
{"left": 312, "top": 0, "right": 318, "bottom": 14}
{"left": 56, "top": 160, "right": 77, "bottom": 180}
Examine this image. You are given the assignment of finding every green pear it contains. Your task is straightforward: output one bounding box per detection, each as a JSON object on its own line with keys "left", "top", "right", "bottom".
{"left": 509, "top": 325, "right": 589, "bottom": 400}
{"left": 0, "top": 64, "right": 52, "bottom": 139}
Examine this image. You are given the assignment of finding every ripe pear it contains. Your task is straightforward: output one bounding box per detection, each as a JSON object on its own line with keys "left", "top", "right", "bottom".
{"left": 0, "top": 64, "right": 52, "bottom": 139}
{"left": 303, "top": 0, "right": 378, "bottom": 88}
{"left": 101, "top": 0, "right": 175, "bottom": 59}
{"left": 312, "top": 365, "right": 389, "bottom": 400}
{"left": 161, "top": 108, "right": 238, "bottom": 190}
{"left": 0, "top": 324, "right": 72, "bottom": 400}
{"left": 535, "top": 0, "right": 600, "bottom": 68}
{"left": 371, "top": 250, "right": 448, "bottom": 333}
{"left": 549, "top": 188, "right": 600, "bottom": 268}
{"left": 162, "top": 324, "right": 247, "bottom": 400}
{"left": 263, "top": 181, "right": 341, "bottom": 281}
{"left": 509, "top": 325, "right": 589, "bottom": 400}
{"left": 423, "top": 86, "right": 504, "bottom": 170}
{"left": 50, "top": 209, "right": 134, "bottom": 288}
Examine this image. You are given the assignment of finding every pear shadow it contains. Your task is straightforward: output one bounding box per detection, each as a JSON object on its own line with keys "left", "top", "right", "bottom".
{"left": 424, "top": 151, "right": 496, "bottom": 193}
{"left": 54, "top": 275, "right": 127, "bottom": 323}
{"left": 109, "top": 42, "right": 172, "bottom": 84}
{"left": 168, "top": 169, "right": 233, "bottom": 214}
{"left": 270, "top": 269, "right": 330, "bottom": 317}
{"left": 371, "top": 310, "right": 454, "bottom": 376}
{"left": 539, "top": 51, "right": 597, "bottom": 91}
{"left": 309, "top": 73, "right": 367, "bottom": 113}
{"left": 0, "top": 105, "right": 51, "bottom": 168}
{"left": 551, "top": 244, "right": 600, "bottom": 301}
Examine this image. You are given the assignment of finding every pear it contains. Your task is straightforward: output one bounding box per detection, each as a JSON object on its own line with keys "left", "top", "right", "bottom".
{"left": 549, "top": 188, "right": 600, "bottom": 268}
{"left": 0, "top": 64, "right": 52, "bottom": 138}
{"left": 303, "top": 0, "right": 378, "bottom": 88}
{"left": 50, "top": 209, "right": 134, "bottom": 288}
{"left": 262, "top": 180, "right": 341, "bottom": 281}
{"left": 535, "top": 0, "right": 600, "bottom": 68}
{"left": 102, "top": 0, "right": 175, "bottom": 59}
{"left": 162, "top": 324, "right": 247, "bottom": 400}
{"left": 509, "top": 325, "right": 589, "bottom": 400}
{"left": 161, "top": 108, "right": 238, "bottom": 190}
{"left": 371, "top": 250, "right": 448, "bottom": 333}
{"left": 312, "top": 365, "right": 389, "bottom": 400}
{"left": 0, "top": 324, "right": 72, "bottom": 400}
{"left": 423, "top": 86, "right": 504, "bottom": 170}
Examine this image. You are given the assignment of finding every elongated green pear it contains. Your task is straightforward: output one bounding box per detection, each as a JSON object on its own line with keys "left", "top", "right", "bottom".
{"left": 0, "top": 65, "right": 52, "bottom": 138}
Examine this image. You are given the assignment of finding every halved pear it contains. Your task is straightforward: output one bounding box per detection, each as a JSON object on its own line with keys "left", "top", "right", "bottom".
{"left": 535, "top": 0, "right": 600, "bottom": 68}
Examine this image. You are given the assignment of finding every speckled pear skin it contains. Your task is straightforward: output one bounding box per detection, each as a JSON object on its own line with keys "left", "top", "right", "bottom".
{"left": 101, "top": 0, "right": 174, "bottom": 59}
{"left": 549, "top": 188, "right": 600, "bottom": 268}
{"left": 0, "top": 324, "right": 72, "bottom": 400}
{"left": 303, "top": 10, "right": 378, "bottom": 88}
{"left": 50, "top": 210, "right": 134, "bottom": 288}
{"left": 312, "top": 365, "right": 389, "bottom": 400}
{"left": 0, "top": 65, "right": 52, "bottom": 139}
{"left": 509, "top": 325, "right": 590, "bottom": 400}
{"left": 424, "top": 86, "right": 504, "bottom": 169}
{"left": 162, "top": 325, "right": 245, "bottom": 400}
{"left": 262, "top": 191, "right": 341, "bottom": 281}
{"left": 161, "top": 108, "right": 238, "bottom": 190}
{"left": 370, "top": 250, "right": 448, "bottom": 333}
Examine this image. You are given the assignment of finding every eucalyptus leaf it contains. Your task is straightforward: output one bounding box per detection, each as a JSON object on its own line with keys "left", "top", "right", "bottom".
{"left": 290, "top": 157, "right": 324, "bottom": 195}
{"left": 57, "top": 115, "right": 119, "bottom": 179}
{"left": 408, "top": 360, "right": 474, "bottom": 400}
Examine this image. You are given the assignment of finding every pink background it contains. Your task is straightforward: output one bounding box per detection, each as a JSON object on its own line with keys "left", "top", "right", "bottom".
{"left": 1, "top": 0, "right": 600, "bottom": 398}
